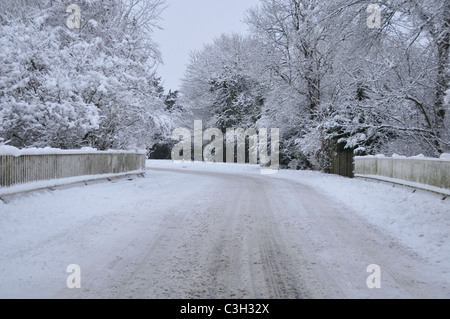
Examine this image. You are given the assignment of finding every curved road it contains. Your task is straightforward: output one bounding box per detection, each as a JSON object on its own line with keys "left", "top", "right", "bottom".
{"left": 1, "top": 165, "right": 448, "bottom": 298}
{"left": 64, "top": 168, "right": 448, "bottom": 299}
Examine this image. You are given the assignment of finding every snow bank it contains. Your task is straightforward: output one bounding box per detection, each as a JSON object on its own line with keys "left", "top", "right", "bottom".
{"left": 0, "top": 170, "right": 145, "bottom": 198}
{"left": 271, "top": 169, "right": 450, "bottom": 272}
{"left": 355, "top": 174, "right": 450, "bottom": 197}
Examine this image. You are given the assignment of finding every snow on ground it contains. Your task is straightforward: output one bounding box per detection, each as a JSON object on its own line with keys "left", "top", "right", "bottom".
{"left": 0, "top": 168, "right": 192, "bottom": 298}
{"left": 0, "top": 169, "right": 145, "bottom": 198}
{"left": 353, "top": 174, "right": 450, "bottom": 197}
{"left": 0, "top": 170, "right": 145, "bottom": 198}
{"left": 0, "top": 160, "right": 448, "bottom": 299}
{"left": 272, "top": 170, "right": 449, "bottom": 269}
{"left": 150, "top": 160, "right": 450, "bottom": 276}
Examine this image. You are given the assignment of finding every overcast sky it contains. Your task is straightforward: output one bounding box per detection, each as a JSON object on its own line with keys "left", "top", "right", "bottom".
{"left": 153, "top": 0, "right": 261, "bottom": 92}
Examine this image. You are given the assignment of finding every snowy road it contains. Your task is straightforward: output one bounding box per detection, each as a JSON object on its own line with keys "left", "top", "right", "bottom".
{"left": 0, "top": 161, "right": 449, "bottom": 299}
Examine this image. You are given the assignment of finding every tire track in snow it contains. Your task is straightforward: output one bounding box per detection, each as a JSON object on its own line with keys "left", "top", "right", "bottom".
{"left": 197, "top": 174, "right": 306, "bottom": 299}
{"left": 249, "top": 180, "right": 304, "bottom": 299}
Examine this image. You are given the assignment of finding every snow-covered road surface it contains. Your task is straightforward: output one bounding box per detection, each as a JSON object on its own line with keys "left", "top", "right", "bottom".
{"left": 0, "top": 160, "right": 449, "bottom": 299}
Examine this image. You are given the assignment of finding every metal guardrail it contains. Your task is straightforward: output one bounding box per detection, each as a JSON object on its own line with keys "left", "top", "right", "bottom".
{"left": 0, "top": 152, "right": 146, "bottom": 188}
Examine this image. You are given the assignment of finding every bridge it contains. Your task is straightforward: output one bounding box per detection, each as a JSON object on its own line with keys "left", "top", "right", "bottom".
{"left": 0, "top": 148, "right": 449, "bottom": 299}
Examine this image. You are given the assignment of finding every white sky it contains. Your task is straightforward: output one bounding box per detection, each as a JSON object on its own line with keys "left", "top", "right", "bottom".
{"left": 153, "top": 0, "right": 261, "bottom": 92}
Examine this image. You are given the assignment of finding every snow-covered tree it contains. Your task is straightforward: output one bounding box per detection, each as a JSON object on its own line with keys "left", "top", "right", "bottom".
{"left": 245, "top": 0, "right": 342, "bottom": 168}
{"left": 244, "top": 0, "right": 449, "bottom": 169}
{"left": 322, "top": 0, "right": 450, "bottom": 157}
{"left": 0, "top": 0, "right": 170, "bottom": 150}
{"left": 0, "top": 20, "right": 100, "bottom": 148}
{"left": 181, "top": 33, "right": 265, "bottom": 132}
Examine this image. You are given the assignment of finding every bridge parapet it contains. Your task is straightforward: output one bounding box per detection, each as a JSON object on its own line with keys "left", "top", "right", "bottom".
{"left": 0, "top": 148, "right": 146, "bottom": 188}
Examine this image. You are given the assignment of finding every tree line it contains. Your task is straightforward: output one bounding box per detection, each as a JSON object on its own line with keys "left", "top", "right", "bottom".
{"left": 178, "top": 0, "right": 449, "bottom": 170}
{"left": 1, "top": 0, "right": 448, "bottom": 171}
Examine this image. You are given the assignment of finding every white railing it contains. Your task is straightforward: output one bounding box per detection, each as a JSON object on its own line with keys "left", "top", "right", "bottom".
{"left": 355, "top": 155, "right": 450, "bottom": 190}
{"left": 0, "top": 149, "right": 146, "bottom": 188}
